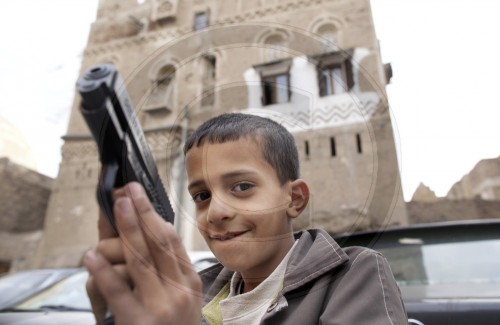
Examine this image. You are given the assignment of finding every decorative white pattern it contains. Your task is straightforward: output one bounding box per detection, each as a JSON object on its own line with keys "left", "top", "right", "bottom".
{"left": 244, "top": 91, "right": 380, "bottom": 132}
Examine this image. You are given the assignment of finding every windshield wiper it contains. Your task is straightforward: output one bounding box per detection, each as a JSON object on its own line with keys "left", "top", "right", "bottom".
{"left": 39, "top": 304, "right": 91, "bottom": 312}
{"left": 1, "top": 305, "right": 91, "bottom": 313}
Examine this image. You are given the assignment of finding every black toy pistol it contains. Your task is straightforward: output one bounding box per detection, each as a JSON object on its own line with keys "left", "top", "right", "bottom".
{"left": 77, "top": 64, "right": 175, "bottom": 230}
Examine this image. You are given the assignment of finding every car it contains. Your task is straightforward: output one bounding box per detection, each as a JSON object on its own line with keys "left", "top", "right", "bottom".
{"left": 333, "top": 218, "right": 500, "bottom": 325}
{"left": 0, "top": 251, "right": 217, "bottom": 324}
{"left": 0, "top": 268, "right": 93, "bottom": 324}
{"left": 189, "top": 250, "right": 219, "bottom": 271}
{"left": 0, "top": 268, "right": 83, "bottom": 310}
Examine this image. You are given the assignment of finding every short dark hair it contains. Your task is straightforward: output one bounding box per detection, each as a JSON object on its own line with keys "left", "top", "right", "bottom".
{"left": 184, "top": 113, "right": 299, "bottom": 184}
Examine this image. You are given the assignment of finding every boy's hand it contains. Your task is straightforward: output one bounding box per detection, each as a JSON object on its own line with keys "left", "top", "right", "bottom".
{"left": 85, "top": 186, "right": 131, "bottom": 322}
{"left": 84, "top": 182, "right": 202, "bottom": 325}
{"left": 85, "top": 209, "right": 122, "bottom": 322}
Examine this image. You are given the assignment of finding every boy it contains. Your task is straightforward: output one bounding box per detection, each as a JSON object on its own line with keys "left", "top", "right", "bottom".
{"left": 84, "top": 113, "right": 408, "bottom": 324}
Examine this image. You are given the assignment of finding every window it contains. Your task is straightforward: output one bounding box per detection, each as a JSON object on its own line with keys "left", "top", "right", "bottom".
{"left": 356, "top": 133, "right": 362, "bottom": 154}
{"left": 194, "top": 12, "right": 208, "bottom": 30}
{"left": 315, "top": 50, "right": 354, "bottom": 97}
{"left": 330, "top": 137, "right": 336, "bottom": 157}
{"left": 253, "top": 59, "right": 292, "bottom": 106}
{"left": 321, "top": 65, "right": 347, "bottom": 95}
{"left": 156, "top": 65, "right": 175, "bottom": 89}
{"left": 144, "top": 64, "right": 176, "bottom": 112}
{"left": 204, "top": 55, "right": 216, "bottom": 80}
{"left": 262, "top": 73, "right": 289, "bottom": 105}
{"left": 201, "top": 55, "right": 216, "bottom": 106}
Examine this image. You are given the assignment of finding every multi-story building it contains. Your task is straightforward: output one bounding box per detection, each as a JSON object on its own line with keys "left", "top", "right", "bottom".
{"left": 33, "top": 0, "right": 408, "bottom": 268}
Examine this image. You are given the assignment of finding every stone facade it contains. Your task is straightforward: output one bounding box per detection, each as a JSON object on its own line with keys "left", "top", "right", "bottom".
{"left": 32, "top": 0, "right": 408, "bottom": 268}
{"left": 408, "top": 156, "right": 500, "bottom": 225}
{"left": 411, "top": 182, "right": 438, "bottom": 202}
{"left": 447, "top": 156, "right": 500, "bottom": 201}
{"left": 407, "top": 199, "right": 500, "bottom": 225}
{"left": 0, "top": 158, "right": 53, "bottom": 233}
{"left": 0, "top": 158, "right": 53, "bottom": 272}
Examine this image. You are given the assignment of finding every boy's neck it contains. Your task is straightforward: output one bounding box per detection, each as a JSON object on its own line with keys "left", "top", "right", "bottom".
{"left": 240, "top": 235, "right": 296, "bottom": 293}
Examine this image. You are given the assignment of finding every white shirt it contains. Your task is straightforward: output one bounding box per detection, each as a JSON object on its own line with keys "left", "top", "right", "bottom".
{"left": 218, "top": 240, "right": 298, "bottom": 325}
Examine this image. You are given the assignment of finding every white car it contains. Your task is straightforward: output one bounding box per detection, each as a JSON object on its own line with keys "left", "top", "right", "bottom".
{"left": 0, "top": 251, "right": 217, "bottom": 324}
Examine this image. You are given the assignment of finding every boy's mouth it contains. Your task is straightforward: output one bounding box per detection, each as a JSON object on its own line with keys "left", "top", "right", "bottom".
{"left": 209, "top": 231, "right": 248, "bottom": 241}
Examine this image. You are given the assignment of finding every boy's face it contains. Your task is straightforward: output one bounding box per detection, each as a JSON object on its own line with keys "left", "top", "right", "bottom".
{"left": 186, "top": 137, "right": 298, "bottom": 278}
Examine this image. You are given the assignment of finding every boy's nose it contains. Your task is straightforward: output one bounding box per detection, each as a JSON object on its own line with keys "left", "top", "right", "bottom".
{"left": 206, "top": 195, "right": 235, "bottom": 224}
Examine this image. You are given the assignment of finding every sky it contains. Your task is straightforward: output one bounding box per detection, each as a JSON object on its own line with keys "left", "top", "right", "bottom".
{"left": 0, "top": 0, "right": 99, "bottom": 176}
{"left": 0, "top": 0, "right": 499, "bottom": 201}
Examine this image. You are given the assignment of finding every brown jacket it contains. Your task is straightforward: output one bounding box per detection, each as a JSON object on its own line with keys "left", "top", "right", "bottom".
{"left": 199, "top": 229, "right": 408, "bottom": 325}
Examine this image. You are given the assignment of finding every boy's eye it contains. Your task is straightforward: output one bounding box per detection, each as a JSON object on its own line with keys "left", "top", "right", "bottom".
{"left": 192, "top": 191, "right": 211, "bottom": 202}
{"left": 233, "top": 183, "right": 254, "bottom": 192}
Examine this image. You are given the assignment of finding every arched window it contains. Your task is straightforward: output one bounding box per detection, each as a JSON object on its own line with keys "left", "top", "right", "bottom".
{"left": 145, "top": 64, "right": 176, "bottom": 112}
{"left": 264, "top": 34, "right": 287, "bottom": 61}
{"left": 156, "top": 65, "right": 175, "bottom": 90}
{"left": 317, "top": 23, "right": 339, "bottom": 53}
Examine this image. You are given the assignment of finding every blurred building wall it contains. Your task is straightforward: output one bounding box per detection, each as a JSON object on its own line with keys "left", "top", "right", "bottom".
{"left": 447, "top": 156, "right": 500, "bottom": 201}
{"left": 0, "top": 158, "right": 53, "bottom": 273}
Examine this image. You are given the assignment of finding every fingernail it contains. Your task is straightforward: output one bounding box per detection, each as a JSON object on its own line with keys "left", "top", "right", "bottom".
{"left": 84, "top": 249, "right": 97, "bottom": 261}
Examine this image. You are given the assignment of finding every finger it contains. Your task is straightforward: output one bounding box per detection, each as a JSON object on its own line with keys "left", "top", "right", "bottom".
{"left": 86, "top": 274, "right": 108, "bottom": 322}
{"left": 114, "top": 195, "right": 164, "bottom": 301}
{"left": 98, "top": 185, "right": 130, "bottom": 240}
{"left": 97, "top": 185, "right": 129, "bottom": 242}
{"left": 96, "top": 238, "right": 125, "bottom": 264}
{"left": 108, "top": 264, "right": 132, "bottom": 285}
{"left": 86, "top": 264, "right": 131, "bottom": 322}
{"left": 125, "top": 183, "right": 202, "bottom": 307}
{"left": 112, "top": 186, "right": 127, "bottom": 201}
{"left": 98, "top": 210, "right": 116, "bottom": 240}
{"left": 84, "top": 249, "right": 143, "bottom": 322}
{"left": 151, "top": 220, "right": 194, "bottom": 277}
{"left": 152, "top": 221, "right": 204, "bottom": 295}
{"left": 126, "top": 183, "right": 186, "bottom": 279}
{"left": 164, "top": 223, "right": 196, "bottom": 275}
{"left": 157, "top": 223, "right": 203, "bottom": 295}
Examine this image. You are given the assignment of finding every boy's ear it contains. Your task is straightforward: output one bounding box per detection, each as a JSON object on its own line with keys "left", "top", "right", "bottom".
{"left": 287, "top": 179, "right": 310, "bottom": 219}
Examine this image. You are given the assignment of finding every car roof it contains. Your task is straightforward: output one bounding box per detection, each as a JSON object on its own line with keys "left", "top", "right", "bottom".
{"left": 332, "top": 218, "right": 500, "bottom": 248}
{"left": 401, "top": 283, "right": 500, "bottom": 301}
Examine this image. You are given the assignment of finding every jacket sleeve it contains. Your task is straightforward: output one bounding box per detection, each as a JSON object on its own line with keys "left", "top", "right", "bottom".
{"left": 320, "top": 248, "right": 408, "bottom": 325}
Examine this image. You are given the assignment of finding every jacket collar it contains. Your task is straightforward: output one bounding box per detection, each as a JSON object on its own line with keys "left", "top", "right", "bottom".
{"left": 200, "top": 228, "right": 349, "bottom": 304}
{"left": 282, "top": 229, "right": 349, "bottom": 294}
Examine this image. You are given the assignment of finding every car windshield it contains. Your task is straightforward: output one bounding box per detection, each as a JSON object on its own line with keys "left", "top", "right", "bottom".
{"left": 14, "top": 271, "right": 91, "bottom": 311}
{"left": 379, "top": 238, "right": 500, "bottom": 286}
{"left": 0, "top": 271, "right": 55, "bottom": 308}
